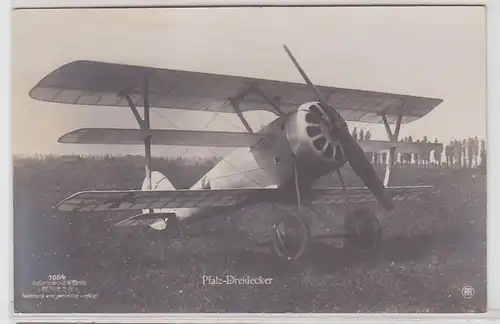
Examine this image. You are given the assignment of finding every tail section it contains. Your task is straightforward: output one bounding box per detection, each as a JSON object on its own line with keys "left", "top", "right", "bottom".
{"left": 142, "top": 171, "right": 176, "bottom": 191}
{"left": 142, "top": 171, "right": 177, "bottom": 230}
{"left": 114, "top": 171, "right": 177, "bottom": 230}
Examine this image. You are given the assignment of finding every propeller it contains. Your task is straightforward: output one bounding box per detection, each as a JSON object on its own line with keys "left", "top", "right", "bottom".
{"left": 283, "top": 45, "right": 394, "bottom": 211}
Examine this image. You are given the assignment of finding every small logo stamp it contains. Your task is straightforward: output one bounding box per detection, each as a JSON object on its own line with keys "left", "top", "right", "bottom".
{"left": 461, "top": 285, "right": 475, "bottom": 299}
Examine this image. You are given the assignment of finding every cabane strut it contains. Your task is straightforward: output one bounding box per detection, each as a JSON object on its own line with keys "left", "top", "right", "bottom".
{"left": 228, "top": 83, "right": 285, "bottom": 133}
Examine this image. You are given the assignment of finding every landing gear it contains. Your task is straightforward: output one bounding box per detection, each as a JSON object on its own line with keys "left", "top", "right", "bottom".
{"left": 272, "top": 145, "right": 383, "bottom": 261}
{"left": 270, "top": 212, "right": 310, "bottom": 260}
{"left": 270, "top": 158, "right": 311, "bottom": 261}
{"left": 344, "top": 208, "right": 381, "bottom": 252}
{"left": 269, "top": 207, "right": 382, "bottom": 260}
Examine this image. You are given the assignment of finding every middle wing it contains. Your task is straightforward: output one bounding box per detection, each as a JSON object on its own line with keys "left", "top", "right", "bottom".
{"left": 58, "top": 128, "right": 266, "bottom": 147}
{"left": 357, "top": 140, "right": 442, "bottom": 153}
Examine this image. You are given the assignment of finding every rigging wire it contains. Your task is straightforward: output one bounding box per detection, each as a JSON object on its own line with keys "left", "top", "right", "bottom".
{"left": 201, "top": 100, "right": 263, "bottom": 188}
{"left": 151, "top": 100, "right": 264, "bottom": 187}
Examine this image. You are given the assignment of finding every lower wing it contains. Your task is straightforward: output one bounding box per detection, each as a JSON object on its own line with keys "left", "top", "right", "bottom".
{"left": 55, "top": 187, "right": 274, "bottom": 212}
{"left": 358, "top": 140, "right": 442, "bottom": 153}
{"left": 309, "top": 185, "right": 433, "bottom": 205}
{"left": 55, "top": 185, "right": 432, "bottom": 213}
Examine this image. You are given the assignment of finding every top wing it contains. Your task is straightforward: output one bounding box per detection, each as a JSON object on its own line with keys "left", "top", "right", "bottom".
{"left": 30, "top": 60, "right": 443, "bottom": 124}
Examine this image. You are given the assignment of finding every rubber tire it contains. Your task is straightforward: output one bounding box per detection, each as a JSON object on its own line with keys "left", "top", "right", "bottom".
{"left": 270, "top": 213, "right": 311, "bottom": 261}
{"left": 344, "top": 208, "right": 382, "bottom": 252}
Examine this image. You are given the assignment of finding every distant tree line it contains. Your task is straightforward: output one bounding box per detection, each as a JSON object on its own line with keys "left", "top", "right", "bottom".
{"left": 350, "top": 126, "right": 486, "bottom": 169}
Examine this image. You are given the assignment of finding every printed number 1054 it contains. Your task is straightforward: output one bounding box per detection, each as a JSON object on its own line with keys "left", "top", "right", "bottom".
{"left": 48, "top": 274, "right": 66, "bottom": 280}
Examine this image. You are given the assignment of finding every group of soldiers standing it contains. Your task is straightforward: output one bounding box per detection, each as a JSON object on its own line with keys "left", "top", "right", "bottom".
{"left": 350, "top": 127, "right": 486, "bottom": 169}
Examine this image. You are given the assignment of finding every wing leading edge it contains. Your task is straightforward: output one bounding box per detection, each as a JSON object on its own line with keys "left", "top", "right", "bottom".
{"left": 30, "top": 60, "right": 443, "bottom": 124}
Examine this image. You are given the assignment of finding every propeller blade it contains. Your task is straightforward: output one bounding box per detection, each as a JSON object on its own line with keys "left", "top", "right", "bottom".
{"left": 336, "top": 129, "right": 394, "bottom": 210}
{"left": 284, "top": 45, "right": 345, "bottom": 128}
{"left": 283, "top": 45, "right": 330, "bottom": 108}
{"left": 283, "top": 44, "right": 394, "bottom": 211}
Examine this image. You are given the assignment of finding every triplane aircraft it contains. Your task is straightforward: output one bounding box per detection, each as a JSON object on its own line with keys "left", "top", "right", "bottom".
{"left": 29, "top": 45, "right": 443, "bottom": 260}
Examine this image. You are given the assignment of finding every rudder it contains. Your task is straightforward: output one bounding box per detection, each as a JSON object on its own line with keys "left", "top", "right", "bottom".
{"left": 142, "top": 171, "right": 176, "bottom": 191}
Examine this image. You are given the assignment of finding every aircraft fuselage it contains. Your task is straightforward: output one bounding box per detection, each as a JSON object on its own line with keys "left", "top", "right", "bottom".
{"left": 153, "top": 102, "right": 347, "bottom": 226}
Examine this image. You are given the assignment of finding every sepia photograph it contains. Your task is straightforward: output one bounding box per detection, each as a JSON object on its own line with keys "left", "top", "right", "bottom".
{"left": 12, "top": 5, "right": 487, "bottom": 313}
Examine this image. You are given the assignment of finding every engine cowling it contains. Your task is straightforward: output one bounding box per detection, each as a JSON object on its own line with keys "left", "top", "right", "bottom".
{"left": 285, "top": 102, "right": 344, "bottom": 166}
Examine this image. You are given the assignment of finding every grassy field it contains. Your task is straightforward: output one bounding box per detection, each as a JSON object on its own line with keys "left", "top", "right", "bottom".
{"left": 13, "top": 155, "right": 487, "bottom": 313}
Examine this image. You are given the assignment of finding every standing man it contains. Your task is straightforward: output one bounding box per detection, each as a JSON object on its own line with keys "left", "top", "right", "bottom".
{"left": 364, "top": 130, "right": 373, "bottom": 162}
{"left": 473, "top": 136, "right": 480, "bottom": 167}
{"left": 448, "top": 141, "right": 455, "bottom": 168}
{"left": 422, "top": 136, "right": 430, "bottom": 167}
{"left": 381, "top": 152, "right": 387, "bottom": 165}
{"left": 467, "top": 137, "right": 474, "bottom": 168}
{"left": 454, "top": 140, "right": 462, "bottom": 168}
{"left": 407, "top": 137, "right": 413, "bottom": 166}
{"left": 462, "top": 139, "right": 467, "bottom": 167}
{"left": 480, "top": 139, "right": 486, "bottom": 170}
{"left": 433, "top": 138, "right": 443, "bottom": 167}
{"left": 415, "top": 139, "right": 421, "bottom": 167}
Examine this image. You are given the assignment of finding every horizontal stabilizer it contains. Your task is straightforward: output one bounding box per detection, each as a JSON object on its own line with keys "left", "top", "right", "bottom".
{"left": 358, "top": 140, "right": 442, "bottom": 153}
{"left": 309, "top": 185, "right": 433, "bottom": 205}
{"left": 55, "top": 187, "right": 274, "bottom": 212}
{"left": 59, "top": 128, "right": 266, "bottom": 147}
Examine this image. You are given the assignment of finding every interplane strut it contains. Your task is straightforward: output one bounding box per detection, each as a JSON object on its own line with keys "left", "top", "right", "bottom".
{"left": 380, "top": 102, "right": 404, "bottom": 186}
{"left": 118, "top": 74, "right": 153, "bottom": 209}
{"left": 143, "top": 74, "right": 153, "bottom": 193}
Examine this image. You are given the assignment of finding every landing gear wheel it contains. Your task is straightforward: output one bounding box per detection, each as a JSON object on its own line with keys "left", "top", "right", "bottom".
{"left": 344, "top": 208, "right": 382, "bottom": 252}
{"left": 270, "top": 213, "right": 310, "bottom": 261}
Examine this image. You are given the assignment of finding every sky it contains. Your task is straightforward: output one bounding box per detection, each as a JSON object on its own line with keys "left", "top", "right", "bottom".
{"left": 11, "top": 6, "right": 487, "bottom": 157}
